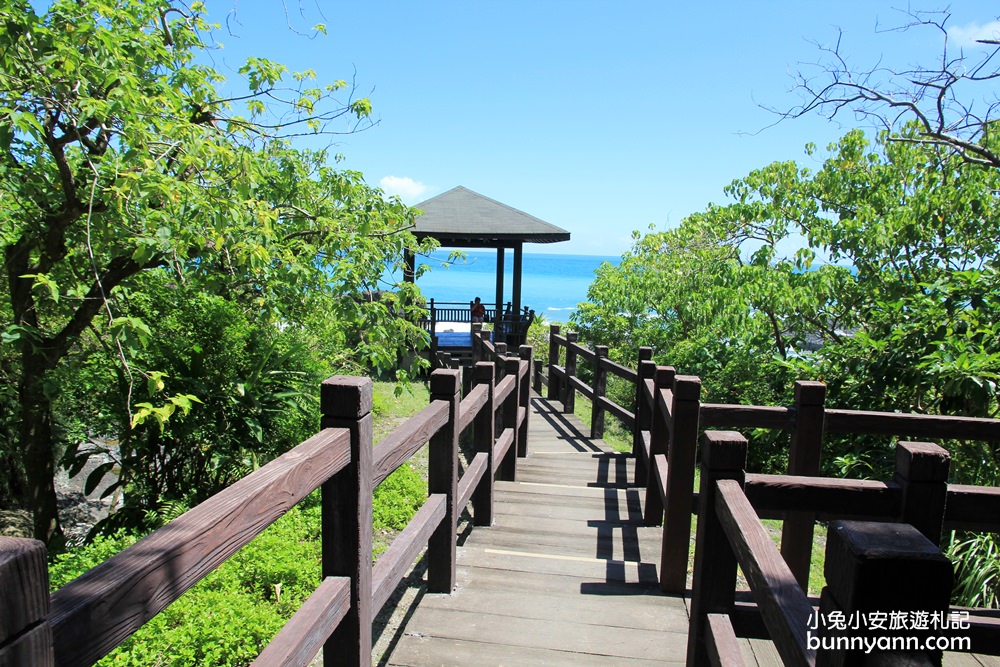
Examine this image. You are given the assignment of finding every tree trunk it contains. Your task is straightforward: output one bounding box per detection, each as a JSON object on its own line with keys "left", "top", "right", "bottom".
{"left": 19, "top": 353, "right": 63, "bottom": 547}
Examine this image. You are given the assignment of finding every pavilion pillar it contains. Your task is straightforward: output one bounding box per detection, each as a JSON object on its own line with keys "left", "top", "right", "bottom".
{"left": 494, "top": 247, "right": 505, "bottom": 324}
{"left": 512, "top": 242, "right": 523, "bottom": 318}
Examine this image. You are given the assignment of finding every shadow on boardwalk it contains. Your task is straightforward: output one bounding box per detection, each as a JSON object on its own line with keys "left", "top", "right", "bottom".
{"left": 384, "top": 394, "right": 689, "bottom": 666}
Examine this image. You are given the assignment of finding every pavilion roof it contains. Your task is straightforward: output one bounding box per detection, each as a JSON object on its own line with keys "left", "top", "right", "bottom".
{"left": 410, "top": 186, "right": 570, "bottom": 246}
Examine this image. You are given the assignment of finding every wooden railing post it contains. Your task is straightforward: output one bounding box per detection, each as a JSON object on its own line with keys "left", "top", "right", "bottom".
{"left": 781, "top": 380, "right": 826, "bottom": 590}
{"left": 471, "top": 323, "right": 483, "bottom": 364}
{"left": 633, "top": 354, "right": 656, "bottom": 486}
{"left": 662, "top": 374, "right": 702, "bottom": 594}
{"left": 472, "top": 362, "right": 496, "bottom": 526}
{"left": 428, "top": 369, "right": 461, "bottom": 593}
{"left": 547, "top": 324, "right": 561, "bottom": 400}
{"left": 320, "top": 376, "right": 373, "bottom": 667}
{"left": 895, "top": 442, "right": 950, "bottom": 546}
{"left": 518, "top": 345, "right": 533, "bottom": 457}
{"left": 494, "top": 343, "right": 507, "bottom": 384}
{"left": 499, "top": 355, "right": 520, "bottom": 480}
{"left": 0, "top": 538, "right": 53, "bottom": 666}
{"left": 562, "top": 332, "right": 579, "bottom": 414}
{"left": 687, "top": 431, "right": 748, "bottom": 667}
{"left": 643, "top": 366, "right": 675, "bottom": 526}
{"left": 817, "top": 521, "right": 952, "bottom": 667}
{"left": 591, "top": 345, "right": 609, "bottom": 438}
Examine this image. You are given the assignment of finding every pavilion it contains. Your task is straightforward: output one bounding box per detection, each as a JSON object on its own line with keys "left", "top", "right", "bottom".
{"left": 403, "top": 186, "right": 570, "bottom": 321}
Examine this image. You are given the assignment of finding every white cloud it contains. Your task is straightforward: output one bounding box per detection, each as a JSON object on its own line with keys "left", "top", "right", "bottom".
{"left": 948, "top": 20, "right": 1000, "bottom": 49}
{"left": 380, "top": 176, "right": 429, "bottom": 203}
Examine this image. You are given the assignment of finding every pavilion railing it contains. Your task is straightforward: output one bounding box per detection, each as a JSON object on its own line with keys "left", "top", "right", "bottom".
{"left": 421, "top": 300, "right": 535, "bottom": 350}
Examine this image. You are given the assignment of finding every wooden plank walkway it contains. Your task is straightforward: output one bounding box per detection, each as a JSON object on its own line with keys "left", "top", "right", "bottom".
{"left": 387, "top": 395, "right": 690, "bottom": 666}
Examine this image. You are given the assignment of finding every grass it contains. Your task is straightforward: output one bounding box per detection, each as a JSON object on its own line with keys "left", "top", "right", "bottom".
{"left": 569, "top": 393, "right": 634, "bottom": 452}
{"left": 371, "top": 380, "right": 433, "bottom": 557}
{"left": 372, "top": 380, "right": 431, "bottom": 443}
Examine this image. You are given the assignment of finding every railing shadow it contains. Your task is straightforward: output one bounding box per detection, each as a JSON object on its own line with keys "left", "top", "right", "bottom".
{"left": 539, "top": 408, "right": 658, "bottom": 596}
{"left": 372, "top": 555, "right": 428, "bottom": 667}
{"left": 530, "top": 396, "right": 606, "bottom": 453}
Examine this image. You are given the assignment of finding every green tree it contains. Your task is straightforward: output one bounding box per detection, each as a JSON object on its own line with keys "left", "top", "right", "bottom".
{"left": 577, "top": 127, "right": 1000, "bottom": 478}
{"left": 0, "top": 0, "right": 431, "bottom": 545}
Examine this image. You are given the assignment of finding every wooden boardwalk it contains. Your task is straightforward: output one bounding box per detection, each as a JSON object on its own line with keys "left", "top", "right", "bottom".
{"left": 387, "top": 395, "right": 690, "bottom": 666}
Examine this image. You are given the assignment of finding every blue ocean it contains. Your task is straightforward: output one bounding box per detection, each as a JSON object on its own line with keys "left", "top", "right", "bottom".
{"left": 400, "top": 250, "right": 620, "bottom": 323}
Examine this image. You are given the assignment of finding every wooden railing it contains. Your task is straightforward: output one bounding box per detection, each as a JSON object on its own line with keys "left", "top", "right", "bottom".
{"left": 0, "top": 347, "right": 533, "bottom": 667}
{"left": 421, "top": 300, "right": 535, "bottom": 349}
{"left": 690, "top": 430, "right": 1000, "bottom": 665}
{"left": 540, "top": 324, "right": 1000, "bottom": 662}
{"left": 543, "top": 324, "right": 644, "bottom": 439}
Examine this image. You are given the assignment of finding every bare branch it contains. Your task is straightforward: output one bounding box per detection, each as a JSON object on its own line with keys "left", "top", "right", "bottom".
{"left": 766, "top": 8, "right": 1000, "bottom": 169}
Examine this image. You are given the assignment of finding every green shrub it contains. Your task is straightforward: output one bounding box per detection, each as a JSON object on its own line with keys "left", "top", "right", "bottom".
{"left": 373, "top": 463, "right": 426, "bottom": 532}
{"left": 49, "top": 465, "right": 429, "bottom": 666}
{"left": 50, "top": 502, "right": 322, "bottom": 667}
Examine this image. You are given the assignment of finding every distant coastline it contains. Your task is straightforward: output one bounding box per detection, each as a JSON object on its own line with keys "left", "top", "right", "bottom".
{"left": 402, "top": 249, "right": 620, "bottom": 324}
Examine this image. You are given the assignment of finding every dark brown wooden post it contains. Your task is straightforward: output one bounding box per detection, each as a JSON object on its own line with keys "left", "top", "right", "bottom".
{"left": 818, "top": 520, "right": 953, "bottom": 667}
{"left": 518, "top": 345, "right": 532, "bottom": 457}
{"left": 781, "top": 380, "right": 826, "bottom": 590}
{"left": 0, "top": 538, "right": 53, "bottom": 667}
{"left": 643, "top": 366, "right": 675, "bottom": 526}
{"left": 533, "top": 358, "right": 543, "bottom": 394}
{"left": 895, "top": 442, "right": 950, "bottom": 546}
{"left": 428, "top": 369, "right": 461, "bottom": 593}
{"left": 499, "top": 355, "right": 520, "bottom": 480}
{"left": 547, "top": 324, "right": 561, "bottom": 400}
{"left": 633, "top": 355, "right": 656, "bottom": 486}
{"left": 562, "top": 331, "right": 579, "bottom": 414}
{"left": 472, "top": 362, "right": 496, "bottom": 526}
{"left": 590, "top": 345, "right": 609, "bottom": 439}
{"left": 662, "top": 374, "right": 702, "bottom": 594}
{"left": 687, "top": 431, "right": 747, "bottom": 667}
{"left": 494, "top": 342, "right": 507, "bottom": 385}
{"left": 320, "top": 376, "right": 373, "bottom": 667}
{"left": 471, "top": 323, "right": 483, "bottom": 364}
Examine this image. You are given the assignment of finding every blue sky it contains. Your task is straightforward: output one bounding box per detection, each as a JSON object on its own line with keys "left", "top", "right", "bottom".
{"left": 204, "top": 1, "right": 1000, "bottom": 256}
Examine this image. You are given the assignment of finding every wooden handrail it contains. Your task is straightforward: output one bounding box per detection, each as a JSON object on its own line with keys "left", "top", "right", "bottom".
{"left": 826, "top": 408, "right": 1000, "bottom": 439}
{"left": 457, "top": 453, "right": 489, "bottom": 510}
{"left": 372, "top": 494, "right": 447, "bottom": 612}
{"left": 458, "top": 383, "right": 489, "bottom": 434}
{"left": 597, "top": 395, "right": 633, "bottom": 428}
{"left": 251, "top": 577, "right": 351, "bottom": 667}
{"left": 944, "top": 484, "right": 1000, "bottom": 531}
{"left": 540, "top": 329, "right": 1000, "bottom": 662}
{"left": 706, "top": 614, "right": 746, "bottom": 667}
{"left": 599, "top": 356, "right": 638, "bottom": 383}
{"left": 493, "top": 429, "right": 515, "bottom": 474}
{"left": 744, "top": 474, "right": 900, "bottom": 519}
{"left": 373, "top": 401, "right": 449, "bottom": 486}
{"left": 715, "top": 479, "right": 815, "bottom": 667}
{"left": 546, "top": 329, "right": 1000, "bottom": 595}
{"left": 495, "top": 374, "right": 517, "bottom": 405}
{"left": 4, "top": 348, "right": 537, "bottom": 667}
{"left": 50, "top": 427, "right": 352, "bottom": 667}
{"left": 700, "top": 404, "right": 793, "bottom": 430}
